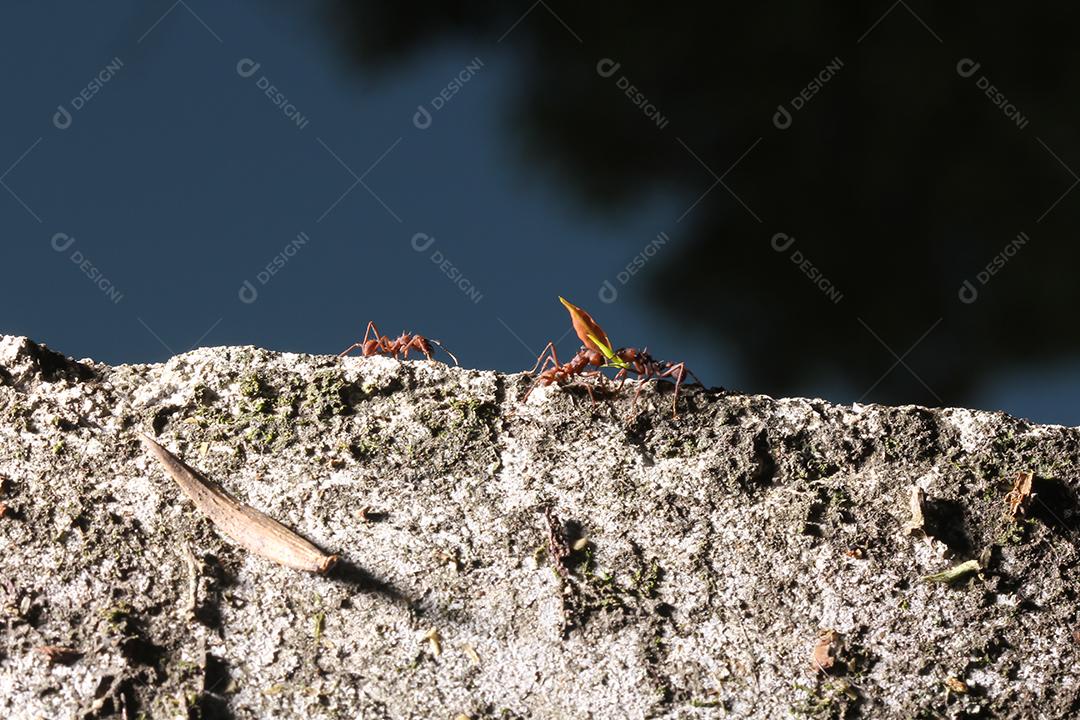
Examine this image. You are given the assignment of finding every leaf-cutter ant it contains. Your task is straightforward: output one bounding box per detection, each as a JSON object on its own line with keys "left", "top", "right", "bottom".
{"left": 339, "top": 321, "right": 459, "bottom": 364}
{"left": 523, "top": 297, "right": 700, "bottom": 416}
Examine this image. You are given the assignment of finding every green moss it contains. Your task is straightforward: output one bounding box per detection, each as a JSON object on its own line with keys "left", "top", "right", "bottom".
{"left": 791, "top": 680, "right": 858, "bottom": 718}
{"left": 245, "top": 425, "right": 279, "bottom": 452}
{"left": 239, "top": 372, "right": 266, "bottom": 399}
{"left": 631, "top": 560, "right": 662, "bottom": 598}
{"left": 304, "top": 371, "right": 349, "bottom": 418}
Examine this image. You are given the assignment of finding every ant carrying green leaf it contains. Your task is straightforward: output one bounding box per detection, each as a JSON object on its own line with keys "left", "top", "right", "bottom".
{"left": 524, "top": 297, "right": 701, "bottom": 416}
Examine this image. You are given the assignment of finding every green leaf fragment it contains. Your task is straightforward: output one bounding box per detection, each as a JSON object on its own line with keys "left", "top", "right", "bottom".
{"left": 922, "top": 559, "right": 980, "bottom": 584}
{"left": 587, "top": 332, "right": 630, "bottom": 369}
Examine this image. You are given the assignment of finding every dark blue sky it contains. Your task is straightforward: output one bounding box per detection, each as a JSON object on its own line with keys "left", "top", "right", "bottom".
{"left": 2, "top": 4, "right": 696, "bottom": 366}
{"left": 3, "top": 2, "right": 1079, "bottom": 425}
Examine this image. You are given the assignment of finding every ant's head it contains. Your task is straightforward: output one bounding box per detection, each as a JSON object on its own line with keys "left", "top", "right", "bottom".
{"left": 584, "top": 348, "right": 605, "bottom": 366}
{"left": 615, "top": 347, "right": 638, "bottom": 361}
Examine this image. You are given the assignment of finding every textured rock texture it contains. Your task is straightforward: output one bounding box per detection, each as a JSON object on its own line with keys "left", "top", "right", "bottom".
{"left": 1, "top": 335, "right": 1079, "bottom": 719}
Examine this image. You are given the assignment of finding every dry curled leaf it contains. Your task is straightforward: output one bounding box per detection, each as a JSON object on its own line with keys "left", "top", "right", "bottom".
{"left": 1006, "top": 471, "right": 1034, "bottom": 520}
{"left": 559, "top": 297, "right": 612, "bottom": 355}
{"left": 945, "top": 677, "right": 969, "bottom": 693}
{"left": 811, "top": 630, "right": 841, "bottom": 673}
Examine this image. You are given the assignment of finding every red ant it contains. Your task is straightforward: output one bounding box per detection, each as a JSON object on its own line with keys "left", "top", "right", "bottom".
{"left": 523, "top": 298, "right": 701, "bottom": 417}
{"left": 522, "top": 342, "right": 608, "bottom": 404}
{"left": 607, "top": 347, "right": 702, "bottom": 417}
{"left": 339, "top": 321, "right": 458, "bottom": 364}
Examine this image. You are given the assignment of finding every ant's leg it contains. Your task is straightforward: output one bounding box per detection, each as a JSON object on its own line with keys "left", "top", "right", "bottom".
{"left": 576, "top": 371, "right": 601, "bottom": 406}
{"left": 363, "top": 322, "right": 398, "bottom": 358}
{"left": 657, "top": 362, "right": 688, "bottom": 416}
{"left": 630, "top": 376, "right": 648, "bottom": 411}
{"left": 405, "top": 337, "right": 431, "bottom": 361}
{"left": 533, "top": 349, "right": 561, "bottom": 379}
{"left": 363, "top": 321, "right": 383, "bottom": 348}
{"left": 530, "top": 342, "right": 559, "bottom": 374}
{"left": 339, "top": 320, "right": 381, "bottom": 357}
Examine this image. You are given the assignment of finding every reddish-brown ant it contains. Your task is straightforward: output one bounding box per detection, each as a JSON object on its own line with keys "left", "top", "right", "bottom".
{"left": 607, "top": 347, "right": 702, "bottom": 417}
{"left": 339, "top": 321, "right": 459, "bottom": 364}
{"left": 523, "top": 297, "right": 701, "bottom": 417}
{"left": 522, "top": 341, "right": 607, "bottom": 404}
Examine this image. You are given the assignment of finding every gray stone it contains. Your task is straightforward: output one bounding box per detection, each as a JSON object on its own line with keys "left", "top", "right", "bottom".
{"left": 0, "top": 335, "right": 1077, "bottom": 719}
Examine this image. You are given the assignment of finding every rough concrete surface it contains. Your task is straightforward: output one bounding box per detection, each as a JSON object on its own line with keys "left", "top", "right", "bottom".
{"left": 1, "top": 335, "right": 1079, "bottom": 719}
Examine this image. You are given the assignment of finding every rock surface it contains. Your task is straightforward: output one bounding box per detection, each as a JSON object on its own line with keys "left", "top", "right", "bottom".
{"left": 1, "top": 335, "right": 1079, "bottom": 719}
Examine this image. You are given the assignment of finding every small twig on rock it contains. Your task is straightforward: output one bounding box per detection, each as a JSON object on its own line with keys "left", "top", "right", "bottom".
{"left": 139, "top": 433, "right": 338, "bottom": 575}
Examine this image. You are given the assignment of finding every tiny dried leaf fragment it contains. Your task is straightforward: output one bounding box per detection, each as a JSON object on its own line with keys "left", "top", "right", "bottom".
{"left": 1006, "top": 471, "right": 1035, "bottom": 520}
{"left": 922, "top": 559, "right": 981, "bottom": 584}
{"left": 811, "top": 630, "right": 841, "bottom": 673}
{"left": 463, "top": 643, "right": 481, "bottom": 666}
{"left": 138, "top": 433, "right": 338, "bottom": 574}
{"left": 422, "top": 628, "right": 443, "bottom": 657}
{"left": 35, "top": 645, "right": 81, "bottom": 665}
{"left": 904, "top": 486, "right": 926, "bottom": 536}
{"left": 945, "top": 677, "right": 969, "bottom": 694}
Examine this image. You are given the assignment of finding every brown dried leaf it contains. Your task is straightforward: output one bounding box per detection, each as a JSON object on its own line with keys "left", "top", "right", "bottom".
{"left": 558, "top": 297, "right": 611, "bottom": 354}
{"left": 811, "top": 630, "right": 841, "bottom": 673}
{"left": 35, "top": 645, "right": 81, "bottom": 665}
{"left": 1006, "top": 471, "right": 1034, "bottom": 520}
{"left": 904, "top": 486, "right": 926, "bottom": 535}
{"left": 945, "top": 677, "right": 969, "bottom": 694}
